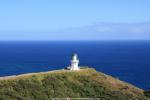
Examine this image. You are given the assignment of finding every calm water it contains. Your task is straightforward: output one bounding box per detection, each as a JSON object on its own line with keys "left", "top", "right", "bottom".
{"left": 0, "top": 41, "right": 150, "bottom": 90}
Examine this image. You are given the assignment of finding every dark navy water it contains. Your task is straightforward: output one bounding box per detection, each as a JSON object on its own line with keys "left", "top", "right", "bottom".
{"left": 0, "top": 41, "right": 150, "bottom": 90}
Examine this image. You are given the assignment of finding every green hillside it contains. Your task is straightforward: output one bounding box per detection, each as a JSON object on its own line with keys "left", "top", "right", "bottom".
{"left": 0, "top": 68, "right": 149, "bottom": 100}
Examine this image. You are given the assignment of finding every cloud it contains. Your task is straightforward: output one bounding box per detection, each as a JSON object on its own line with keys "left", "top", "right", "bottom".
{"left": 0, "top": 22, "right": 150, "bottom": 40}
{"left": 57, "top": 22, "right": 150, "bottom": 40}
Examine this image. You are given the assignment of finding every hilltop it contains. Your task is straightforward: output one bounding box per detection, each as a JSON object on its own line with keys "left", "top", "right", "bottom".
{"left": 0, "top": 68, "right": 149, "bottom": 100}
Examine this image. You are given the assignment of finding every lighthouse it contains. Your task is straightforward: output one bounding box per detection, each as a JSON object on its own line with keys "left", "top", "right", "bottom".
{"left": 69, "top": 53, "right": 80, "bottom": 70}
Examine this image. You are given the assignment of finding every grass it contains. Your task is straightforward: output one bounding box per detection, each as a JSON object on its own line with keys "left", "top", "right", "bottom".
{"left": 0, "top": 68, "right": 149, "bottom": 100}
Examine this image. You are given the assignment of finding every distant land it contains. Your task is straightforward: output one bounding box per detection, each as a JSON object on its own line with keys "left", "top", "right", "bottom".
{"left": 0, "top": 68, "right": 149, "bottom": 100}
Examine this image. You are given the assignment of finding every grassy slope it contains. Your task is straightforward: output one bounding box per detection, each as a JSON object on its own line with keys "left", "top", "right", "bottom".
{"left": 0, "top": 68, "right": 149, "bottom": 100}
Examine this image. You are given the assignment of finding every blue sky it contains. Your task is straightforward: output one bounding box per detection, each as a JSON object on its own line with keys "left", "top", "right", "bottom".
{"left": 0, "top": 0, "right": 150, "bottom": 40}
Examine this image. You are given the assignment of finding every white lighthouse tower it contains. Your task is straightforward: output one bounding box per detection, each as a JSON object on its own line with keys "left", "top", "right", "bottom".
{"left": 69, "top": 53, "right": 80, "bottom": 70}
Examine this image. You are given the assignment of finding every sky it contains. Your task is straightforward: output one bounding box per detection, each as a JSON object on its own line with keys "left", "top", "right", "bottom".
{"left": 0, "top": 0, "right": 150, "bottom": 40}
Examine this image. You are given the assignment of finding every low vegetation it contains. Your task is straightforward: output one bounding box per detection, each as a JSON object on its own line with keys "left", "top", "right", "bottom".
{"left": 0, "top": 68, "right": 149, "bottom": 100}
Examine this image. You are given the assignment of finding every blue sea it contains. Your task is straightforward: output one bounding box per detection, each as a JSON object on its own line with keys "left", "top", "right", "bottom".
{"left": 0, "top": 41, "right": 150, "bottom": 90}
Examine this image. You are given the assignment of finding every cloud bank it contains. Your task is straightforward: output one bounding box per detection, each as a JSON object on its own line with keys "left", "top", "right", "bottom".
{"left": 0, "top": 22, "right": 150, "bottom": 40}
{"left": 57, "top": 22, "right": 150, "bottom": 40}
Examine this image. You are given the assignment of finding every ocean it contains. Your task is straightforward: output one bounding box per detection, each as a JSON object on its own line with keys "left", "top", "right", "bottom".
{"left": 0, "top": 41, "right": 150, "bottom": 90}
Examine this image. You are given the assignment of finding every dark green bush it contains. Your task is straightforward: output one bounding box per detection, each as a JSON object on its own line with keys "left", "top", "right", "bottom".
{"left": 144, "top": 90, "right": 150, "bottom": 98}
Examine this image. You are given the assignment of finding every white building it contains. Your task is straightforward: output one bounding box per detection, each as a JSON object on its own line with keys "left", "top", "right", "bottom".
{"left": 67, "top": 53, "right": 80, "bottom": 70}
